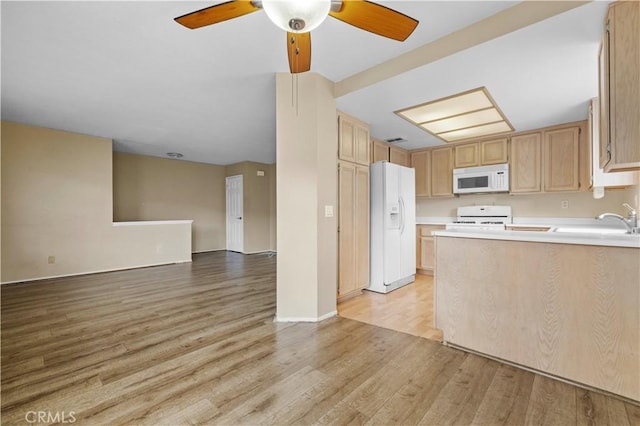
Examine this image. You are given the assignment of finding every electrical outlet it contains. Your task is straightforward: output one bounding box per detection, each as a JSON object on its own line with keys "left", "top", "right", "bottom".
{"left": 257, "top": 170, "right": 265, "bottom": 177}
{"left": 48, "top": 256, "right": 56, "bottom": 264}
{"left": 561, "top": 200, "right": 569, "bottom": 209}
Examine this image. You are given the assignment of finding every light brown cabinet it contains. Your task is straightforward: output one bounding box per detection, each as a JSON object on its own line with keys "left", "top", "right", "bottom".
{"left": 410, "top": 150, "right": 431, "bottom": 197}
{"left": 511, "top": 123, "right": 586, "bottom": 194}
{"left": 480, "top": 138, "right": 509, "bottom": 165}
{"left": 338, "top": 113, "right": 370, "bottom": 166}
{"left": 454, "top": 143, "right": 479, "bottom": 168}
{"left": 510, "top": 132, "right": 542, "bottom": 193}
{"left": 390, "top": 146, "right": 410, "bottom": 167}
{"left": 371, "top": 138, "right": 389, "bottom": 163}
{"left": 430, "top": 147, "right": 454, "bottom": 197}
{"left": 416, "top": 225, "right": 445, "bottom": 275}
{"left": 338, "top": 161, "right": 369, "bottom": 298}
{"left": 543, "top": 126, "right": 581, "bottom": 191}
{"left": 599, "top": 1, "right": 640, "bottom": 172}
{"left": 454, "top": 138, "right": 508, "bottom": 168}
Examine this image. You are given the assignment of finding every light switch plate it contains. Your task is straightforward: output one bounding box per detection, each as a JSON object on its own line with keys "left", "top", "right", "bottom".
{"left": 324, "top": 205, "right": 334, "bottom": 218}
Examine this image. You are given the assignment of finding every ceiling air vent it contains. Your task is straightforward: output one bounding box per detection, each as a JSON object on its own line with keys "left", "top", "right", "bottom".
{"left": 385, "top": 137, "right": 407, "bottom": 144}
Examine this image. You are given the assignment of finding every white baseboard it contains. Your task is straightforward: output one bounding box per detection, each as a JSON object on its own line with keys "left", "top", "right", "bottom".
{"left": 275, "top": 310, "right": 337, "bottom": 323}
{"left": 1, "top": 259, "right": 192, "bottom": 285}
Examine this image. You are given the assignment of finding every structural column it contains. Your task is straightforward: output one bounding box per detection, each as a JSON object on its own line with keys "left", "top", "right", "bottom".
{"left": 275, "top": 72, "right": 337, "bottom": 321}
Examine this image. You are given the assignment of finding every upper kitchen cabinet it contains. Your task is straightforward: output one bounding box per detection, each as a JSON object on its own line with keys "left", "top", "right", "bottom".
{"left": 431, "top": 146, "right": 454, "bottom": 197}
{"left": 453, "top": 143, "right": 479, "bottom": 168}
{"left": 480, "top": 138, "right": 509, "bottom": 165}
{"left": 454, "top": 138, "right": 508, "bottom": 168}
{"left": 543, "top": 126, "right": 581, "bottom": 192}
{"left": 599, "top": 1, "right": 640, "bottom": 172}
{"left": 511, "top": 122, "right": 588, "bottom": 193}
{"left": 510, "top": 132, "right": 542, "bottom": 193}
{"left": 338, "top": 112, "right": 370, "bottom": 166}
{"left": 371, "top": 138, "right": 390, "bottom": 163}
{"left": 390, "top": 146, "right": 410, "bottom": 167}
{"left": 411, "top": 150, "right": 431, "bottom": 197}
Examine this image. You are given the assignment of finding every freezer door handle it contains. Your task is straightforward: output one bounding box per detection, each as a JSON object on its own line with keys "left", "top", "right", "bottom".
{"left": 399, "top": 197, "right": 405, "bottom": 235}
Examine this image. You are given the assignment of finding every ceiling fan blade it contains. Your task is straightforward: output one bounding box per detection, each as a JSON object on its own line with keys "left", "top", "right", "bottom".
{"left": 329, "top": 0, "right": 418, "bottom": 41}
{"left": 175, "top": 1, "right": 260, "bottom": 29}
{"left": 287, "top": 32, "right": 311, "bottom": 74}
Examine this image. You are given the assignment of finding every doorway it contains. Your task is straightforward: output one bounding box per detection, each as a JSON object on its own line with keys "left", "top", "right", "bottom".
{"left": 226, "top": 175, "right": 244, "bottom": 253}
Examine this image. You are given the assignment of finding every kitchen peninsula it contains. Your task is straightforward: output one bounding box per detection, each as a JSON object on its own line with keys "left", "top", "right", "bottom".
{"left": 433, "top": 229, "right": 639, "bottom": 401}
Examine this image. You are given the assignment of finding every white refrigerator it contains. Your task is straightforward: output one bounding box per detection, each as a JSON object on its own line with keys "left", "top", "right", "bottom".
{"left": 368, "top": 161, "right": 416, "bottom": 294}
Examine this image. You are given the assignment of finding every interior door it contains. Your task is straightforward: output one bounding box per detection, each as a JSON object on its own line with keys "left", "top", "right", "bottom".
{"left": 226, "top": 175, "right": 244, "bottom": 253}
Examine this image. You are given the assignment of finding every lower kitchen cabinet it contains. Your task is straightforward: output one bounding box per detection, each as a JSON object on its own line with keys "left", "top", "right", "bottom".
{"left": 338, "top": 161, "right": 369, "bottom": 299}
{"left": 416, "top": 225, "right": 445, "bottom": 275}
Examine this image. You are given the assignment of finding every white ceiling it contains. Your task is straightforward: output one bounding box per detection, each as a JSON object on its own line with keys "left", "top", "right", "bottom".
{"left": 1, "top": 1, "right": 609, "bottom": 165}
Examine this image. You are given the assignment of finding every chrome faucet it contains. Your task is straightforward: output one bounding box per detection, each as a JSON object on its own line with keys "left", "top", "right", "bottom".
{"left": 596, "top": 203, "right": 638, "bottom": 234}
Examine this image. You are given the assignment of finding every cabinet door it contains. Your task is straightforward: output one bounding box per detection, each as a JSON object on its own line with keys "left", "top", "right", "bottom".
{"left": 480, "top": 138, "right": 508, "bottom": 165}
{"left": 510, "top": 133, "right": 542, "bottom": 193}
{"left": 339, "top": 113, "right": 370, "bottom": 166}
{"left": 354, "top": 165, "right": 370, "bottom": 290}
{"left": 338, "top": 161, "right": 369, "bottom": 298}
{"left": 371, "top": 139, "right": 390, "bottom": 163}
{"left": 420, "top": 236, "right": 435, "bottom": 271}
{"left": 598, "top": 30, "right": 611, "bottom": 169}
{"left": 607, "top": 1, "right": 640, "bottom": 171}
{"left": 338, "top": 162, "right": 356, "bottom": 296}
{"left": 544, "top": 127, "right": 580, "bottom": 192}
{"left": 454, "top": 143, "right": 479, "bottom": 168}
{"left": 411, "top": 150, "right": 431, "bottom": 197}
{"left": 355, "top": 126, "right": 370, "bottom": 166}
{"left": 390, "top": 146, "right": 410, "bottom": 167}
{"left": 431, "top": 147, "right": 454, "bottom": 197}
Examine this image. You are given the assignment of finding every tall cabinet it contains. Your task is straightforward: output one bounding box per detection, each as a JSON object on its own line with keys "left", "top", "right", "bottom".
{"left": 599, "top": 1, "right": 640, "bottom": 172}
{"left": 337, "top": 112, "right": 370, "bottom": 299}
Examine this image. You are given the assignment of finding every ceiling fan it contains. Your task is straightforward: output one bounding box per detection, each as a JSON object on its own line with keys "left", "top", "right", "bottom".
{"left": 174, "top": 0, "right": 419, "bottom": 74}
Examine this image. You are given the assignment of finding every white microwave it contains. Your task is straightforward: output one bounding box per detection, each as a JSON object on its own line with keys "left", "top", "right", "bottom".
{"left": 453, "top": 164, "right": 509, "bottom": 194}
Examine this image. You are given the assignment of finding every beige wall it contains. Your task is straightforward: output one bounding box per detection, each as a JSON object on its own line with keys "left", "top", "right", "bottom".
{"left": 225, "top": 161, "right": 274, "bottom": 253}
{"left": 113, "top": 153, "right": 226, "bottom": 252}
{"left": 417, "top": 186, "right": 640, "bottom": 219}
{"left": 1, "top": 122, "right": 192, "bottom": 283}
{"left": 275, "top": 72, "right": 337, "bottom": 321}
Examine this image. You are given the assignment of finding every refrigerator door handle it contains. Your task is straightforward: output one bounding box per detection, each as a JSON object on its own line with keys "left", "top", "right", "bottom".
{"left": 399, "top": 197, "right": 405, "bottom": 234}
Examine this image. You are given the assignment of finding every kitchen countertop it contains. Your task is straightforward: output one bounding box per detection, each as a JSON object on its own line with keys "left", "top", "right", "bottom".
{"left": 432, "top": 228, "right": 640, "bottom": 248}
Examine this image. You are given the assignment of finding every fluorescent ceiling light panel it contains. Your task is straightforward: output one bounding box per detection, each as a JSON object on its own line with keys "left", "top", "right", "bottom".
{"left": 437, "top": 121, "right": 513, "bottom": 142}
{"left": 396, "top": 87, "right": 514, "bottom": 143}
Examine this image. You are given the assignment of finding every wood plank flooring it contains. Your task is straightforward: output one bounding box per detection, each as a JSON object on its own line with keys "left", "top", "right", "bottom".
{"left": 1, "top": 251, "right": 637, "bottom": 425}
{"left": 338, "top": 274, "right": 443, "bottom": 341}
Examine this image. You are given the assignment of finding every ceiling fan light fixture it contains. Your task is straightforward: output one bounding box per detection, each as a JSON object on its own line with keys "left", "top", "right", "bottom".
{"left": 262, "top": 0, "right": 331, "bottom": 33}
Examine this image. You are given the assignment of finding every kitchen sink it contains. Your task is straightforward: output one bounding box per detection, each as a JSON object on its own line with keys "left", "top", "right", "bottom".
{"left": 549, "top": 226, "right": 631, "bottom": 235}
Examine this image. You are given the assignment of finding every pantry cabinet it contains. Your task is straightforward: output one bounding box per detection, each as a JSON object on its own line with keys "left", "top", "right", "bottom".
{"left": 338, "top": 161, "right": 369, "bottom": 298}
{"left": 338, "top": 112, "right": 370, "bottom": 166}
{"left": 430, "top": 147, "right": 454, "bottom": 197}
{"left": 599, "top": 1, "right": 640, "bottom": 172}
{"left": 411, "top": 150, "right": 431, "bottom": 197}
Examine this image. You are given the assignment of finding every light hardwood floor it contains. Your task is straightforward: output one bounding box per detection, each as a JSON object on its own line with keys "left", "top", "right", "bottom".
{"left": 2, "top": 251, "right": 638, "bottom": 425}
{"left": 338, "top": 274, "right": 443, "bottom": 341}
